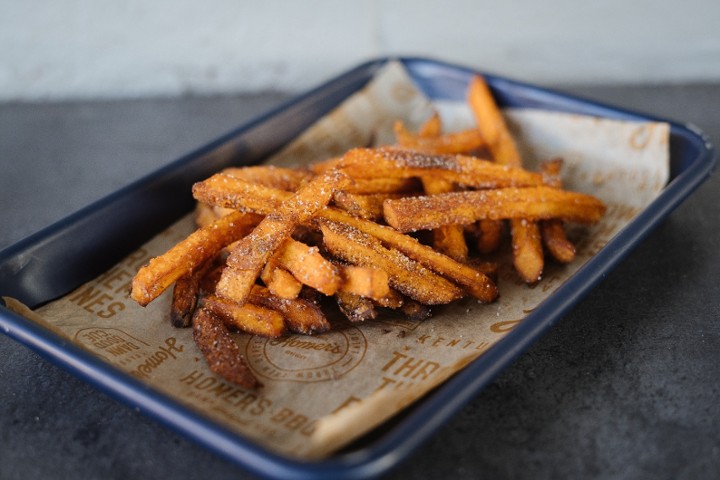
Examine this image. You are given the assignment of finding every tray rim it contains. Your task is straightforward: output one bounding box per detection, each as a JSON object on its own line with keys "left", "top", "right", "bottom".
{"left": 0, "top": 56, "right": 716, "bottom": 480}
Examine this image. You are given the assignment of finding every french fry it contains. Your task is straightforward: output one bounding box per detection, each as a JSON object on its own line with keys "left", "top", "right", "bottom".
{"left": 510, "top": 219, "right": 544, "bottom": 283}
{"left": 169, "top": 260, "right": 215, "bottom": 328}
{"left": 467, "top": 75, "right": 522, "bottom": 166}
{"left": 336, "top": 148, "right": 545, "bottom": 189}
{"left": 541, "top": 219, "right": 577, "bottom": 264}
{"left": 202, "top": 294, "right": 286, "bottom": 338}
{"left": 418, "top": 112, "right": 442, "bottom": 137}
{"left": 261, "top": 262, "right": 303, "bottom": 299}
{"left": 336, "top": 291, "right": 377, "bottom": 323}
{"left": 421, "top": 176, "right": 468, "bottom": 261}
{"left": 539, "top": 159, "right": 576, "bottom": 264}
{"left": 320, "top": 220, "right": 464, "bottom": 305}
{"left": 468, "top": 74, "right": 545, "bottom": 282}
{"left": 474, "top": 219, "right": 504, "bottom": 254}
{"left": 191, "top": 307, "right": 260, "bottom": 389}
{"left": 193, "top": 175, "right": 498, "bottom": 302}
{"left": 383, "top": 186, "right": 606, "bottom": 232}
{"left": 393, "top": 120, "right": 487, "bottom": 154}
{"left": 222, "top": 165, "right": 312, "bottom": 191}
{"left": 216, "top": 169, "right": 349, "bottom": 304}
{"left": 399, "top": 299, "right": 432, "bottom": 322}
{"left": 342, "top": 177, "right": 422, "bottom": 195}
{"left": 333, "top": 191, "right": 403, "bottom": 221}
{"left": 338, "top": 264, "right": 390, "bottom": 301}
{"left": 131, "top": 210, "right": 260, "bottom": 306}
{"left": 276, "top": 238, "right": 341, "bottom": 296}
{"left": 249, "top": 285, "right": 331, "bottom": 335}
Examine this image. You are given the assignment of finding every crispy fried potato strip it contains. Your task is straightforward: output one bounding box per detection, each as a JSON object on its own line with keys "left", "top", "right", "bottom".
{"left": 336, "top": 148, "right": 544, "bottom": 189}
{"left": 393, "top": 120, "right": 487, "bottom": 154}
{"left": 131, "top": 210, "right": 260, "bottom": 306}
{"left": 383, "top": 187, "right": 606, "bottom": 232}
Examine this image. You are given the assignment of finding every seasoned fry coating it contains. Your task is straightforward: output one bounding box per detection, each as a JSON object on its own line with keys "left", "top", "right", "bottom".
{"left": 192, "top": 307, "right": 259, "bottom": 389}
{"left": 338, "top": 265, "right": 390, "bottom": 301}
{"left": 337, "top": 148, "right": 544, "bottom": 189}
{"left": 383, "top": 187, "right": 606, "bottom": 232}
{"left": 276, "top": 238, "right": 341, "bottom": 296}
{"left": 193, "top": 170, "right": 500, "bottom": 303}
{"left": 393, "top": 120, "right": 487, "bottom": 154}
{"left": 320, "top": 220, "right": 464, "bottom": 305}
{"left": 216, "top": 170, "right": 349, "bottom": 304}
{"left": 421, "top": 176, "right": 468, "bottom": 261}
{"left": 248, "top": 286, "right": 330, "bottom": 335}
{"left": 261, "top": 262, "right": 303, "bottom": 299}
{"left": 131, "top": 210, "right": 259, "bottom": 306}
{"left": 333, "top": 191, "right": 402, "bottom": 221}
{"left": 222, "top": 165, "right": 312, "bottom": 191}
{"left": 541, "top": 219, "right": 577, "bottom": 264}
{"left": 202, "top": 294, "right": 286, "bottom": 337}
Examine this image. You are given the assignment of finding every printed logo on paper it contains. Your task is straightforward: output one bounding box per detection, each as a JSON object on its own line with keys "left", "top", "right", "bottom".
{"left": 246, "top": 326, "right": 367, "bottom": 383}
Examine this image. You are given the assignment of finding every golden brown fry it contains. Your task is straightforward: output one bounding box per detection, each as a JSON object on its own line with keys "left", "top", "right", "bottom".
{"left": 216, "top": 169, "right": 349, "bottom": 304}
{"left": 393, "top": 120, "right": 487, "bottom": 154}
{"left": 511, "top": 219, "right": 544, "bottom": 283}
{"left": 467, "top": 75, "right": 522, "bottom": 167}
{"left": 336, "top": 291, "right": 377, "bottom": 323}
{"left": 338, "top": 264, "right": 390, "bottom": 301}
{"left": 193, "top": 173, "right": 290, "bottom": 216}
{"left": 191, "top": 307, "right": 260, "bottom": 389}
{"left": 333, "top": 191, "right": 403, "bottom": 221}
{"left": 343, "top": 177, "right": 422, "bottom": 195}
{"left": 276, "top": 238, "right": 341, "bottom": 296}
{"left": 468, "top": 74, "right": 544, "bottom": 284}
{"left": 474, "top": 219, "right": 504, "bottom": 254}
{"left": 336, "top": 148, "right": 544, "bottom": 189}
{"left": 418, "top": 112, "right": 442, "bottom": 137}
{"left": 421, "top": 176, "right": 468, "bottom": 261}
{"left": 373, "top": 288, "right": 405, "bottom": 309}
{"left": 538, "top": 159, "right": 576, "bottom": 264}
{"left": 202, "top": 294, "right": 286, "bottom": 338}
{"left": 131, "top": 210, "right": 260, "bottom": 306}
{"left": 541, "top": 219, "right": 577, "bottom": 264}
{"left": 249, "top": 285, "right": 331, "bottom": 335}
{"left": 383, "top": 187, "right": 606, "bottom": 232}
{"left": 320, "top": 220, "right": 464, "bottom": 305}
{"left": 193, "top": 176, "right": 498, "bottom": 302}
{"left": 222, "top": 165, "right": 312, "bottom": 191}
{"left": 261, "top": 262, "right": 303, "bottom": 299}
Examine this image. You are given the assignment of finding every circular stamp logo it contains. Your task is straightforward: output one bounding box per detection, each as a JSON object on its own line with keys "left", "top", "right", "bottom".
{"left": 245, "top": 327, "right": 367, "bottom": 383}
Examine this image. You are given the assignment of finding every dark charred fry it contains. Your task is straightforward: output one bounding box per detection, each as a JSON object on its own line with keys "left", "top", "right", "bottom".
{"left": 336, "top": 291, "right": 377, "bottom": 323}
{"left": 192, "top": 307, "right": 260, "bottom": 389}
{"left": 249, "top": 285, "right": 331, "bottom": 335}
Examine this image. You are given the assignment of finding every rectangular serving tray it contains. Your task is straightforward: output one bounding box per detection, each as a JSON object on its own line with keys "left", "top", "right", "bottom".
{"left": 0, "top": 57, "right": 715, "bottom": 479}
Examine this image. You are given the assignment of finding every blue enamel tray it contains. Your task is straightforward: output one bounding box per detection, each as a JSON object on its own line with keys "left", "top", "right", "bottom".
{"left": 0, "top": 57, "right": 715, "bottom": 479}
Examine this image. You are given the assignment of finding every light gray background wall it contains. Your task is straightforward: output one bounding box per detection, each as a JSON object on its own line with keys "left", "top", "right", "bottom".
{"left": 2, "top": 0, "right": 719, "bottom": 101}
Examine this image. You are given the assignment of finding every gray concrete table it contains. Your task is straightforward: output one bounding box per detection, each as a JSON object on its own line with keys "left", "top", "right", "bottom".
{"left": 1, "top": 84, "right": 718, "bottom": 480}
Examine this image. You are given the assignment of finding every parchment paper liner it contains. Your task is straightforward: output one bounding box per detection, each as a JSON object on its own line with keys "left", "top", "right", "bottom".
{"left": 6, "top": 61, "right": 669, "bottom": 459}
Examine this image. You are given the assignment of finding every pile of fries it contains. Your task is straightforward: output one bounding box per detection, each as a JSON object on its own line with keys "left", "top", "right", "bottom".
{"left": 130, "top": 75, "right": 606, "bottom": 388}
